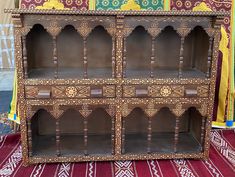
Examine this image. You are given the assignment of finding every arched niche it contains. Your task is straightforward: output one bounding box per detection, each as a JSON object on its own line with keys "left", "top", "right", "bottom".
{"left": 30, "top": 109, "right": 56, "bottom": 156}
{"left": 57, "top": 25, "right": 83, "bottom": 78}
{"left": 59, "top": 108, "right": 84, "bottom": 155}
{"left": 183, "top": 26, "right": 209, "bottom": 78}
{"left": 151, "top": 107, "right": 176, "bottom": 152}
{"left": 87, "top": 107, "right": 113, "bottom": 155}
{"left": 126, "top": 26, "right": 151, "bottom": 78}
{"left": 124, "top": 107, "right": 148, "bottom": 153}
{"left": 154, "top": 26, "right": 181, "bottom": 78}
{"left": 26, "top": 24, "right": 53, "bottom": 78}
{"left": 178, "top": 107, "right": 204, "bottom": 152}
{"left": 87, "top": 26, "right": 112, "bottom": 78}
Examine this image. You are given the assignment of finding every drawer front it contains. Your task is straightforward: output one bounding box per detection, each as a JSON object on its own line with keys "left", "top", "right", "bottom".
{"left": 25, "top": 85, "right": 116, "bottom": 99}
{"left": 122, "top": 85, "right": 209, "bottom": 98}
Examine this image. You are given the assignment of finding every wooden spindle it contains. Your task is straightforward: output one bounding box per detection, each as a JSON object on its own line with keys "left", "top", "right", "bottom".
{"left": 174, "top": 117, "right": 180, "bottom": 152}
{"left": 150, "top": 37, "right": 155, "bottom": 78}
{"left": 112, "top": 37, "right": 116, "bottom": 78}
{"left": 56, "top": 119, "right": 60, "bottom": 156}
{"left": 121, "top": 119, "right": 125, "bottom": 154}
{"left": 22, "top": 35, "right": 28, "bottom": 78}
{"left": 200, "top": 117, "right": 206, "bottom": 151}
{"left": 84, "top": 118, "right": 88, "bottom": 155}
{"left": 27, "top": 119, "right": 32, "bottom": 157}
{"left": 123, "top": 37, "right": 127, "bottom": 78}
{"left": 111, "top": 117, "right": 115, "bottom": 155}
{"left": 206, "top": 37, "right": 213, "bottom": 78}
{"left": 147, "top": 117, "right": 152, "bottom": 153}
{"left": 53, "top": 36, "right": 58, "bottom": 78}
{"left": 83, "top": 37, "right": 88, "bottom": 79}
{"left": 179, "top": 37, "right": 185, "bottom": 78}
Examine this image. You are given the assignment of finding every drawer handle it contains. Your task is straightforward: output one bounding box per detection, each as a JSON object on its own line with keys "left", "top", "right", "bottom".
{"left": 185, "top": 89, "right": 197, "bottom": 97}
{"left": 38, "top": 90, "right": 51, "bottom": 98}
{"left": 136, "top": 89, "right": 148, "bottom": 97}
{"left": 91, "top": 89, "right": 102, "bottom": 97}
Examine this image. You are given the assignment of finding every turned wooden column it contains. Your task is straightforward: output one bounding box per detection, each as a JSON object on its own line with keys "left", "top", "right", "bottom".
{"left": 22, "top": 35, "right": 28, "bottom": 78}
{"left": 27, "top": 119, "right": 32, "bottom": 157}
{"left": 83, "top": 37, "right": 88, "bottom": 79}
{"left": 147, "top": 117, "right": 152, "bottom": 153}
{"left": 174, "top": 117, "right": 180, "bottom": 152}
{"left": 52, "top": 36, "right": 58, "bottom": 78}
{"left": 150, "top": 37, "right": 155, "bottom": 78}
{"left": 112, "top": 37, "right": 116, "bottom": 78}
{"left": 123, "top": 37, "right": 127, "bottom": 78}
{"left": 177, "top": 27, "right": 190, "bottom": 78}
{"left": 55, "top": 119, "right": 60, "bottom": 156}
{"left": 121, "top": 119, "right": 125, "bottom": 154}
{"left": 179, "top": 36, "right": 185, "bottom": 78}
{"left": 206, "top": 37, "right": 213, "bottom": 78}
{"left": 84, "top": 118, "right": 88, "bottom": 155}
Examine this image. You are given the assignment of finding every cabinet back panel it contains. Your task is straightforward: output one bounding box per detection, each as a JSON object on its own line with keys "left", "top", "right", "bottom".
{"left": 184, "top": 26, "right": 209, "bottom": 73}
{"left": 189, "top": 108, "right": 203, "bottom": 143}
{"left": 31, "top": 109, "right": 56, "bottom": 135}
{"left": 35, "top": 108, "right": 112, "bottom": 135}
{"left": 126, "top": 26, "right": 151, "bottom": 74}
{"left": 154, "top": 26, "right": 180, "bottom": 69}
{"left": 87, "top": 26, "right": 112, "bottom": 77}
{"left": 57, "top": 25, "right": 83, "bottom": 68}
{"left": 26, "top": 24, "right": 53, "bottom": 70}
{"left": 88, "top": 108, "right": 112, "bottom": 135}
{"left": 59, "top": 109, "right": 84, "bottom": 134}
{"left": 125, "top": 107, "right": 191, "bottom": 134}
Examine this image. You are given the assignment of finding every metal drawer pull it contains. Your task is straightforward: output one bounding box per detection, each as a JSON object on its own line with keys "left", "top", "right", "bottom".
{"left": 38, "top": 90, "right": 51, "bottom": 98}
{"left": 185, "top": 89, "right": 197, "bottom": 96}
{"left": 136, "top": 89, "right": 148, "bottom": 97}
{"left": 91, "top": 88, "right": 102, "bottom": 97}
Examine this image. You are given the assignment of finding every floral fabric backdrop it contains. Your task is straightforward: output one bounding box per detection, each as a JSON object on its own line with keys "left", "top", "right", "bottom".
{"left": 95, "top": 0, "right": 164, "bottom": 10}
{"left": 171, "top": 0, "right": 231, "bottom": 41}
{"left": 20, "top": 0, "right": 88, "bottom": 10}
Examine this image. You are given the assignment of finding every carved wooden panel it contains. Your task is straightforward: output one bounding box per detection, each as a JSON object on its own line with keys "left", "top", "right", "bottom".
{"left": 103, "top": 85, "right": 116, "bottom": 98}
{"left": 122, "top": 85, "right": 209, "bottom": 98}
{"left": 26, "top": 85, "right": 116, "bottom": 99}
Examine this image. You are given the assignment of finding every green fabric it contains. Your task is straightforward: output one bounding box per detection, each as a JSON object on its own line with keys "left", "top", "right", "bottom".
{"left": 96, "top": 0, "right": 164, "bottom": 10}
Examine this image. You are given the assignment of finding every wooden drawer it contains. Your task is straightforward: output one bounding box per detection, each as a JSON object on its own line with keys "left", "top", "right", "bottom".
{"left": 25, "top": 85, "right": 116, "bottom": 99}
{"left": 122, "top": 85, "right": 209, "bottom": 98}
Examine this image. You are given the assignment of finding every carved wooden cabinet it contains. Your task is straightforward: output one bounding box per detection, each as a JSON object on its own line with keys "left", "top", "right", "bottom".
{"left": 6, "top": 9, "right": 226, "bottom": 165}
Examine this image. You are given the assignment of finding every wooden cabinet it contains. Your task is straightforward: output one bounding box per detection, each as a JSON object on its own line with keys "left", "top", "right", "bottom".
{"left": 6, "top": 9, "right": 226, "bottom": 165}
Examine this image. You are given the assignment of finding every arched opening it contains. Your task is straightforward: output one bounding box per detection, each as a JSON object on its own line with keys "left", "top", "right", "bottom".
{"left": 87, "top": 26, "right": 112, "bottom": 78}
{"left": 126, "top": 26, "right": 151, "bottom": 78}
{"left": 151, "top": 107, "right": 176, "bottom": 152}
{"left": 154, "top": 26, "right": 181, "bottom": 78}
{"left": 178, "top": 107, "right": 204, "bottom": 152}
{"left": 59, "top": 109, "right": 84, "bottom": 155}
{"left": 183, "top": 26, "right": 209, "bottom": 78}
{"left": 57, "top": 25, "right": 83, "bottom": 78}
{"left": 26, "top": 24, "right": 53, "bottom": 78}
{"left": 30, "top": 109, "right": 56, "bottom": 156}
{"left": 123, "top": 107, "right": 148, "bottom": 153}
{"left": 87, "top": 108, "right": 113, "bottom": 155}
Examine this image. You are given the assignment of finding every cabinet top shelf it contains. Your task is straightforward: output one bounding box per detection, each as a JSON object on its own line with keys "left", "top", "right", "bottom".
{"left": 5, "top": 9, "right": 229, "bottom": 17}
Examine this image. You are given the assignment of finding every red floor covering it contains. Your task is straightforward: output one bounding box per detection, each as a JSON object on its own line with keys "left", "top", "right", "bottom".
{"left": 0, "top": 129, "right": 234, "bottom": 177}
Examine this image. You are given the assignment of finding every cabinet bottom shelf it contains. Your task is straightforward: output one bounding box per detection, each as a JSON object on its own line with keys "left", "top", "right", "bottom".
{"left": 124, "top": 132, "right": 201, "bottom": 154}
{"left": 32, "top": 132, "right": 201, "bottom": 157}
{"left": 27, "top": 68, "right": 206, "bottom": 79}
{"left": 32, "top": 134, "right": 112, "bottom": 157}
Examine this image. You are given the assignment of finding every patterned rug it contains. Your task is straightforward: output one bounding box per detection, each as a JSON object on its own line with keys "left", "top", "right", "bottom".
{"left": 0, "top": 129, "right": 234, "bottom": 177}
